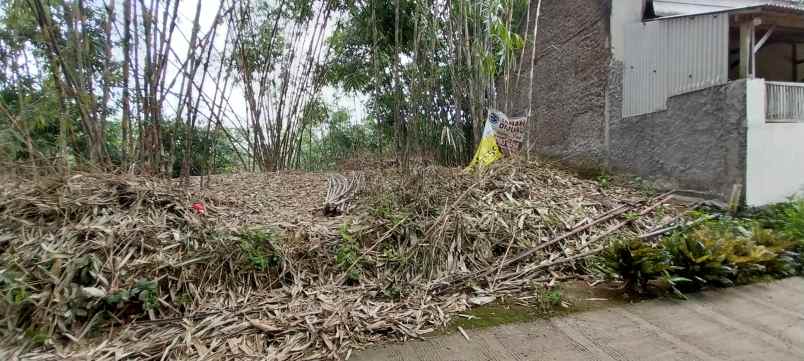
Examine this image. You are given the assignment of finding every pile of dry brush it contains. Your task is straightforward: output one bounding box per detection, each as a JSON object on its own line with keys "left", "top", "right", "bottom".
{"left": 0, "top": 159, "right": 687, "bottom": 360}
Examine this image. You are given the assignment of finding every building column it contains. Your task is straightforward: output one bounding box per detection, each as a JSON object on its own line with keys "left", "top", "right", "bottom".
{"left": 739, "top": 20, "right": 756, "bottom": 78}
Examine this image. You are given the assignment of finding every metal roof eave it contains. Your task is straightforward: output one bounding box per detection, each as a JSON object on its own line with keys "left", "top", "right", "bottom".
{"left": 644, "top": 4, "right": 804, "bottom": 22}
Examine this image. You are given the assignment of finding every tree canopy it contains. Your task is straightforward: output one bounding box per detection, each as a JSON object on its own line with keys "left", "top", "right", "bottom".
{"left": 0, "top": 0, "right": 535, "bottom": 176}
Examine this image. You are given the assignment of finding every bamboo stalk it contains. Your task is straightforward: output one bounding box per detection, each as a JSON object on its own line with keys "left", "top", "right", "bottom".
{"left": 525, "top": 0, "right": 542, "bottom": 160}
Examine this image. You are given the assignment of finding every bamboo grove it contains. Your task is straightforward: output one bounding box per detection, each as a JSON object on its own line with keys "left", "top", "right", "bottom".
{"left": 0, "top": 0, "right": 542, "bottom": 179}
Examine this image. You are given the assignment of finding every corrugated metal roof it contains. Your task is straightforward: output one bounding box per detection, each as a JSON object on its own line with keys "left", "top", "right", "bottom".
{"left": 652, "top": 0, "right": 804, "bottom": 18}
{"left": 623, "top": 14, "right": 730, "bottom": 117}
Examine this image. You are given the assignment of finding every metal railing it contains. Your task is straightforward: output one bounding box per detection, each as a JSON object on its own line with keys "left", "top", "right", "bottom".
{"left": 766, "top": 81, "right": 804, "bottom": 123}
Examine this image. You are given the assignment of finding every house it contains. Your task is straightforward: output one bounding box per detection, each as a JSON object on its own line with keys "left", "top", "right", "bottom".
{"left": 512, "top": 0, "right": 804, "bottom": 205}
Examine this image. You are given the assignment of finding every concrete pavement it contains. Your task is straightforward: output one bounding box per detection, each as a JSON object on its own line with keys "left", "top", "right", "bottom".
{"left": 351, "top": 277, "right": 804, "bottom": 361}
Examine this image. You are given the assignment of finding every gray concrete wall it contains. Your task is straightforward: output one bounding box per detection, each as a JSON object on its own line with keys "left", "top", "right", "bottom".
{"left": 509, "top": 0, "right": 612, "bottom": 171}
{"left": 509, "top": 1, "right": 748, "bottom": 200}
{"left": 609, "top": 80, "right": 748, "bottom": 199}
{"left": 606, "top": 60, "right": 624, "bottom": 169}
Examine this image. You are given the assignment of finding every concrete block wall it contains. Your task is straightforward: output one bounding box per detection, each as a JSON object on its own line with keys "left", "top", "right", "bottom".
{"left": 507, "top": 0, "right": 612, "bottom": 172}
{"left": 608, "top": 81, "right": 748, "bottom": 200}
{"left": 514, "top": 1, "right": 804, "bottom": 204}
{"left": 513, "top": 0, "right": 750, "bottom": 201}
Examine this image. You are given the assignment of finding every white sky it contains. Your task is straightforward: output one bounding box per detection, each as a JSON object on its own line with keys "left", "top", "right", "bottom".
{"left": 2, "top": 0, "right": 367, "bottom": 129}
{"left": 164, "top": 0, "right": 367, "bottom": 128}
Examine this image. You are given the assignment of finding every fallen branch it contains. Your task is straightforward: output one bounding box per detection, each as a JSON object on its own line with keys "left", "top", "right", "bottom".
{"left": 482, "top": 192, "right": 676, "bottom": 285}
{"left": 429, "top": 203, "right": 632, "bottom": 292}
{"left": 638, "top": 213, "right": 716, "bottom": 240}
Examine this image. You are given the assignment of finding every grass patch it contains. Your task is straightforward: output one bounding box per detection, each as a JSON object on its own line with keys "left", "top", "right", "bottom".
{"left": 442, "top": 282, "right": 630, "bottom": 334}
{"left": 448, "top": 304, "right": 537, "bottom": 331}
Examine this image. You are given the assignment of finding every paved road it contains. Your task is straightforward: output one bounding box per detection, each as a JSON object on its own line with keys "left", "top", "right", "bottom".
{"left": 352, "top": 277, "right": 804, "bottom": 361}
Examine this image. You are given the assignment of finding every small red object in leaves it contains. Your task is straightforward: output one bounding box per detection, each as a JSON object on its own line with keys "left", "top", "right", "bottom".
{"left": 191, "top": 202, "right": 206, "bottom": 215}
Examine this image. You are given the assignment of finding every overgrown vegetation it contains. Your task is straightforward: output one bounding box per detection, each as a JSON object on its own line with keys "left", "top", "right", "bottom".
{"left": 538, "top": 288, "right": 565, "bottom": 310}
{"left": 335, "top": 224, "right": 363, "bottom": 283}
{"left": 596, "top": 239, "right": 678, "bottom": 295}
{"left": 1, "top": 0, "right": 540, "bottom": 176}
{"left": 104, "top": 279, "right": 160, "bottom": 313}
{"left": 4, "top": 153, "right": 790, "bottom": 359}
{"left": 236, "top": 228, "right": 282, "bottom": 271}
{"left": 596, "top": 200, "right": 804, "bottom": 296}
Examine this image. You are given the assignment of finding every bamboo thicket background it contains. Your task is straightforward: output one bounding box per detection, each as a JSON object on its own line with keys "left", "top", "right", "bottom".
{"left": 0, "top": 0, "right": 542, "bottom": 179}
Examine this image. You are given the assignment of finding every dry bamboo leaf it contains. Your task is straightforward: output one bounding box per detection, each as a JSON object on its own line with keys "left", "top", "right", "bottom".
{"left": 0, "top": 159, "right": 686, "bottom": 361}
{"left": 457, "top": 326, "right": 471, "bottom": 341}
{"left": 249, "top": 319, "right": 283, "bottom": 333}
{"left": 80, "top": 287, "right": 106, "bottom": 298}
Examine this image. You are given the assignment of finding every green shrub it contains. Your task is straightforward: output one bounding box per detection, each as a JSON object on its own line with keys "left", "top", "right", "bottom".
{"left": 1, "top": 271, "right": 30, "bottom": 306}
{"left": 661, "top": 216, "right": 803, "bottom": 290}
{"left": 530, "top": 287, "right": 566, "bottom": 312}
{"left": 599, "top": 203, "right": 803, "bottom": 298}
{"left": 104, "top": 278, "right": 160, "bottom": 311}
{"left": 596, "top": 174, "right": 610, "bottom": 189}
{"left": 662, "top": 225, "right": 739, "bottom": 290}
{"left": 742, "top": 199, "right": 804, "bottom": 275}
{"left": 596, "top": 239, "right": 678, "bottom": 294}
{"left": 236, "top": 228, "right": 282, "bottom": 271}
{"left": 754, "top": 199, "right": 804, "bottom": 241}
{"left": 336, "top": 224, "right": 362, "bottom": 282}
{"left": 23, "top": 327, "right": 49, "bottom": 346}
{"left": 746, "top": 227, "right": 801, "bottom": 277}
{"left": 544, "top": 289, "right": 563, "bottom": 306}
{"left": 133, "top": 279, "right": 159, "bottom": 311}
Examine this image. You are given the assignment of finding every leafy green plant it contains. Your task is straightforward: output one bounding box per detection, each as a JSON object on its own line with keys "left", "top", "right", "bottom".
{"left": 105, "top": 289, "right": 131, "bottom": 306}
{"left": 544, "top": 289, "right": 562, "bottom": 307}
{"left": 532, "top": 287, "right": 568, "bottom": 312}
{"left": 662, "top": 226, "right": 738, "bottom": 290}
{"left": 23, "top": 327, "right": 49, "bottom": 346}
{"left": 727, "top": 232, "right": 776, "bottom": 283}
{"left": 663, "top": 218, "right": 801, "bottom": 289}
{"left": 623, "top": 211, "right": 640, "bottom": 222}
{"left": 596, "top": 239, "right": 677, "bottom": 294}
{"left": 596, "top": 174, "right": 610, "bottom": 189}
{"left": 236, "top": 228, "right": 282, "bottom": 271}
{"left": 133, "top": 279, "right": 159, "bottom": 310}
{"left": 599, "top": 201, "right": 804, "bottom": 298}
{"left": 755, "top": 198, "right": 804, "bottom": 241}
{"left": 9, "top": 287, "right": 29, "bottom": 305}
{"left": 381, "top": 283, "right": 403, "bottom": 300}
{"left": 632, "top": 176, "right": 657, "bottom": 195}
{"left": 336, "top": 224, "right": 362, "bottom": 283}
{"left": 744, "top": 227, "right": 801, "bottom": 278}
{"left": 104, "top": 279, "right": 160, "bottom": 312}
{"left": 750, "top": 199, "right": 804, "bottom": 274}
{"left": 1, "top": 271, "right": 30, "bottom": 305}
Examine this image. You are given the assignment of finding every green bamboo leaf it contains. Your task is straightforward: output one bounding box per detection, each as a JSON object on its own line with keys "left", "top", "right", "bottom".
{"left": 511, "top": 33, "right": 524, "bottom": 49}
{"left": 482, "top": 55, "right": 496, "bottom": 76}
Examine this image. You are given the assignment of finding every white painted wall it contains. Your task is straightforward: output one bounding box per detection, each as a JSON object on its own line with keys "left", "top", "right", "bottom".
{"left": 746, "top": 78, "right": 804, "bottom": 206}
{"left": 611, "top": 0, "right": 646, "bottom": 61}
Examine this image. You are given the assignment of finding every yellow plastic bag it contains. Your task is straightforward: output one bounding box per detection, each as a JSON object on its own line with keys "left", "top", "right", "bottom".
{"left": 464, "top": 112, "right": 504, "bottom": 172}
